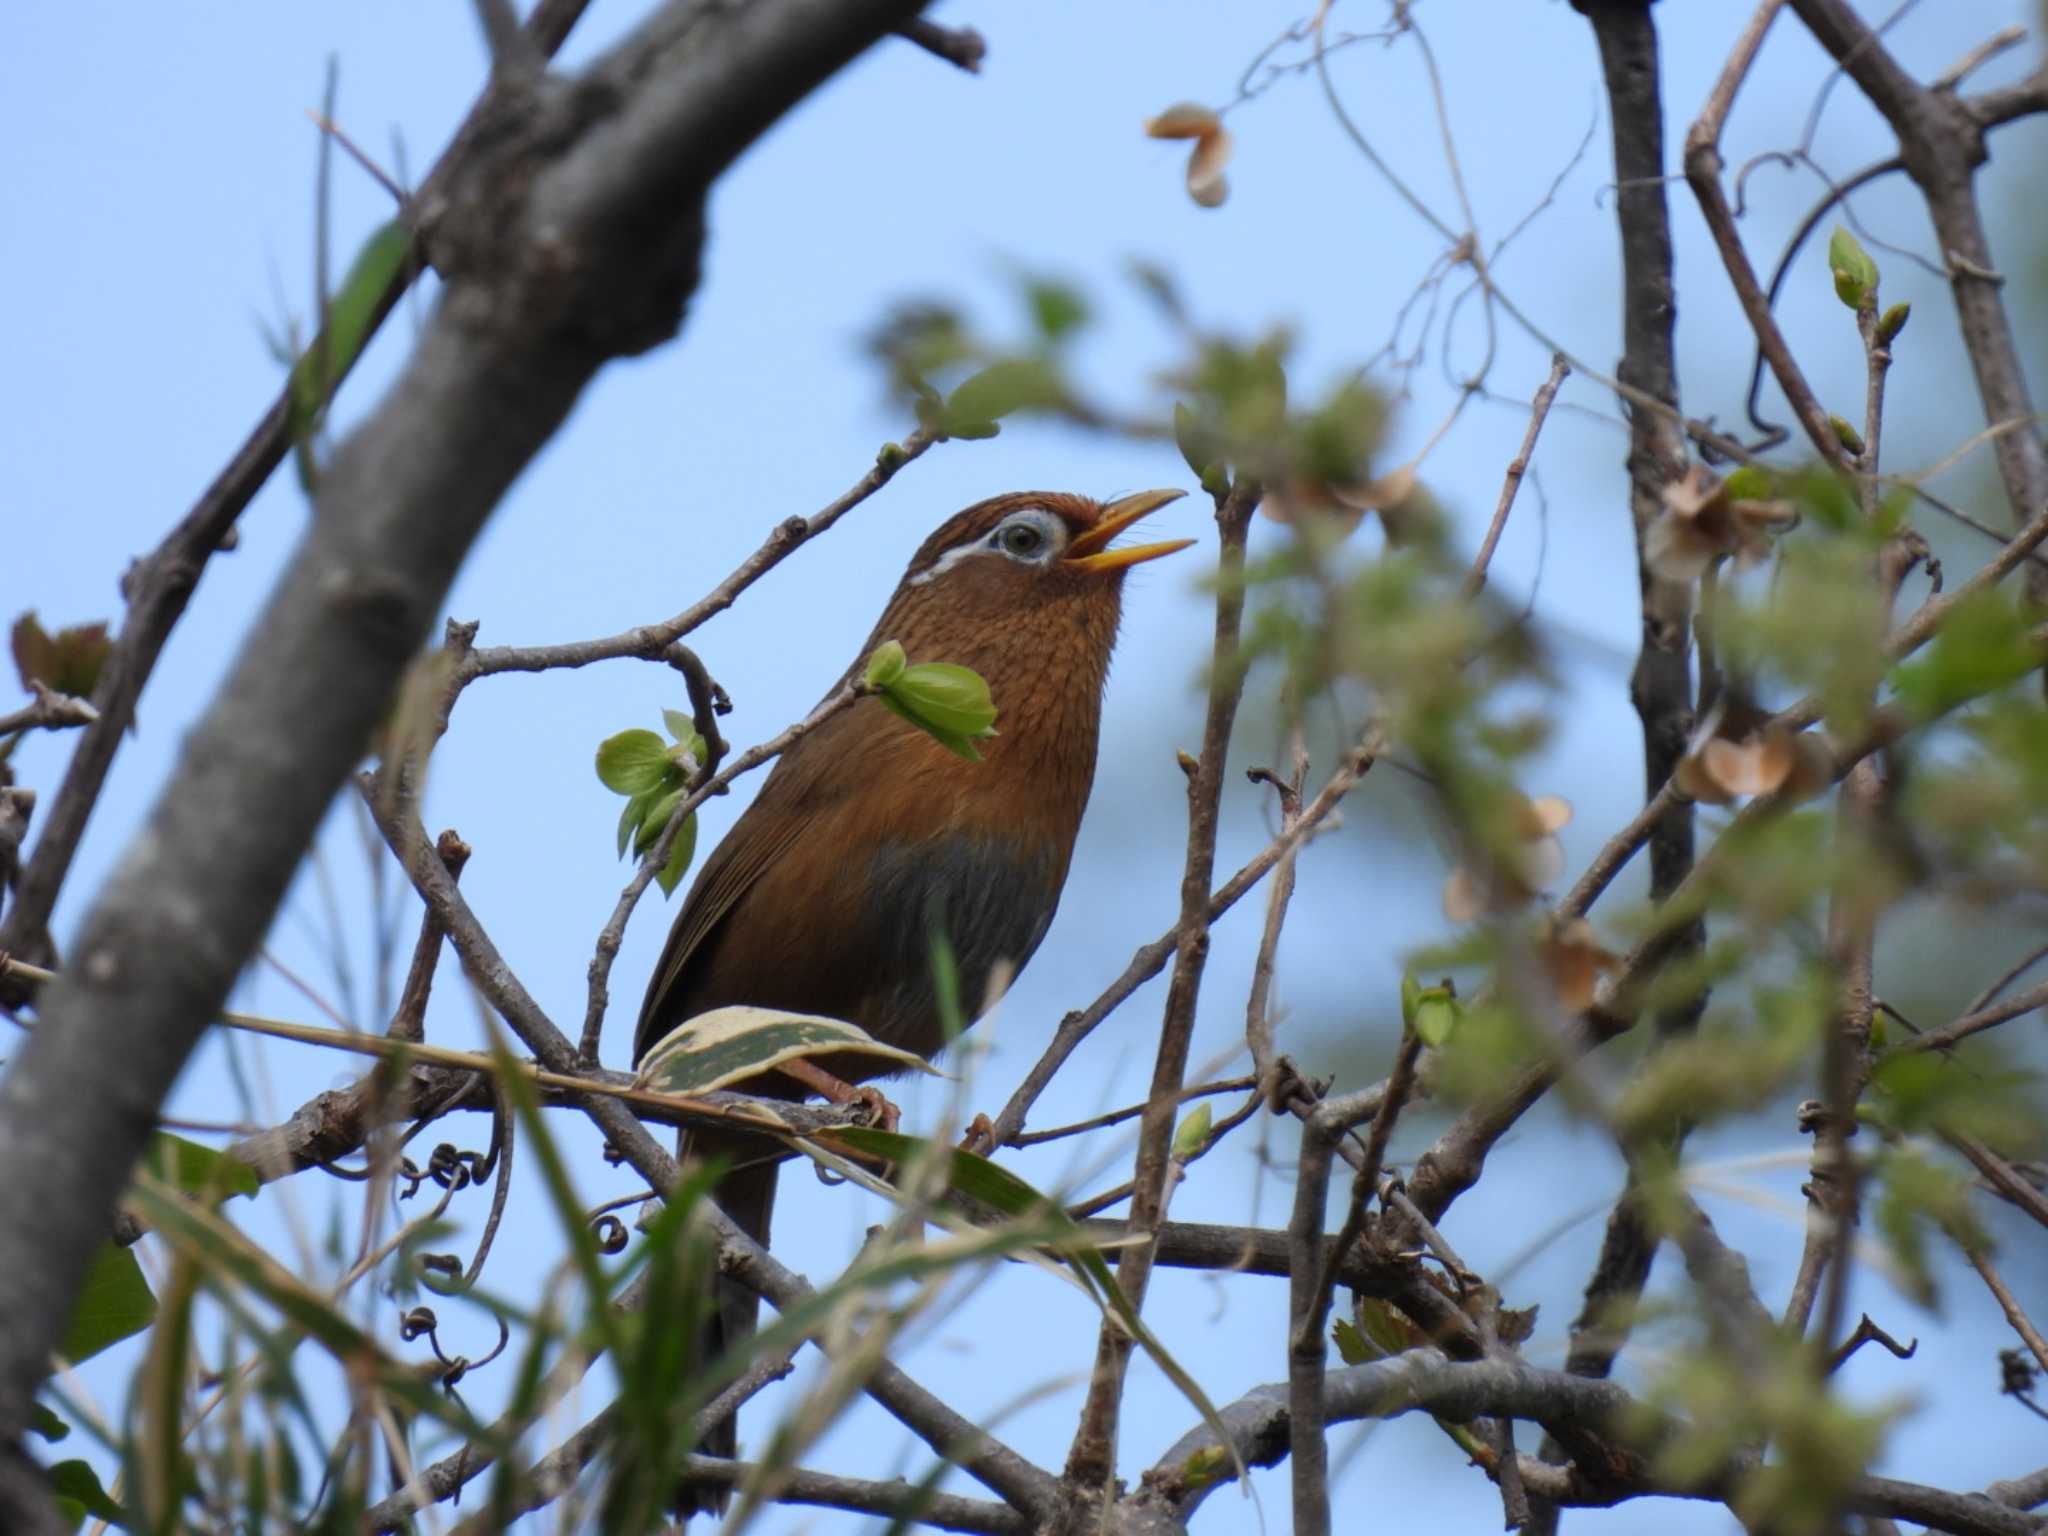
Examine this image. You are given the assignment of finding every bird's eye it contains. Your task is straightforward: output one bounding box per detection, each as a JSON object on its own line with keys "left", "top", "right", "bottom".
{"left": 996, "top": 521, "right": 1046, "bottom": 558}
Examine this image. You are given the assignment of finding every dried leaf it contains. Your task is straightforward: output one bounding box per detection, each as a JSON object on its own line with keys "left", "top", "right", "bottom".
{"left": 1185, "top": 127, "right": 1232, "bottom": 208}
{"left": 1145, "top": 102, "right": 1220, "bottom": 140}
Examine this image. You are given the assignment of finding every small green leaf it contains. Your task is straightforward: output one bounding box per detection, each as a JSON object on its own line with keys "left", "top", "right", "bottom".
{"left": 1413, "top": 992, "right": 1461, "bottom": 1048}
{"left": 885, "top": 662, "right": 999, "bottom": 740}
{"left": 1178, "top": 1445, "right": 1233, "bottom": 1494}
{"left": 595, "top": 729, "right": 672, "bottom": 796}
{"left": 1355, "top": 1295, "right": 1414, "bottom": 1357}
{"left": 10, "top": 613, "right": 112, "bottom": 700}
{"left": 947, "top": 420, "right": 1002, "bottom": 441}
{"left": 1170, "top": 1103, "right": 1213, "bottom": 1162}
{"left": 29, "top": 1404, "right": 69, "bottom": 1443}
{"left": 661, "top": 708, "right": 695, "bottom": 746}
{"left": 1025, "top": 279, "right": 1089, "bottom": 343}
{"left": 287, "top": 219, "right": 410, "bottom": 436}
{"left": 61, "top": 1243, "right": 157, "bottom": 1365}
{"left": 1828, "top": 414, "right": 1866, "bottom": 456}
{"left": 617, "top": 786, "right": 657, "bottom": 858}
{"left": 1173, "top": 401, "right": 1225, "bottom": 484}
{"left": 654, "top": 812, "right": 698, "bottom": 898}
{"left": 944, "top": 357, "right": 1064, "bottom": 428}
{"left": 48, "top": 1460, "right": 124, "bottom": 1524}
{"left": 1332, "top": 1317, "right": 1377, "bottom": 1365}
{"left": 1891, "top": 589, "right": 2040, "bottom": 721}
{"left": 1828, "top": 225, "right": 1878, "bottom": 309}
{"left": 1721, "top": 465, "right": 1774, "bottom": 502}
{"left": 864, "top": 640, "right": 908, "bottom": 691}
{"left": 1399, "top": 972, "right": 1423, "bottom": 1030}
{"left": 1876, "top": 301, "right": 1910, "bottom": 345}
{"left": 143, "top": 1132, "right": 258, "bottom": 1203}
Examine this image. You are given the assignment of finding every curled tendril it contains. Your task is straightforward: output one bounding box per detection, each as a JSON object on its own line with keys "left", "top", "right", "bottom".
{"left": 397, "top": 1305, "right": 512, "bottom": 1395}
{"left": 399, "top": 1142, "right": 492, "bottom": 1200}
{"left": 592, "top": 1214, "right": 629, "bottom": 1255}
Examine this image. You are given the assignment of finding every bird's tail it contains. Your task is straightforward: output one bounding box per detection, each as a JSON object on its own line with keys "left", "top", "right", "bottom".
{"left": 677, "top": 1144, "right": 779, "bottom": 1519}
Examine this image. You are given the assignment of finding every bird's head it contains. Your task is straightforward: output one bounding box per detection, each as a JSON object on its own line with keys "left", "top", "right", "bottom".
{"left": 886, "top": 488, "right": 1192, "bottom": 634}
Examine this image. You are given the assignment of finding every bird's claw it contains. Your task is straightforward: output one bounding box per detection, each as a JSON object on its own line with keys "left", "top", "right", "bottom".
{"left": 775, "top": 1058, "right": 899, "bottom": 1131}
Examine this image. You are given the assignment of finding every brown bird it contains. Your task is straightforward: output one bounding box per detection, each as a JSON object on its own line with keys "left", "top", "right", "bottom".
{"left": 631, "top": 487, "right": 1191, "bottom": 1511}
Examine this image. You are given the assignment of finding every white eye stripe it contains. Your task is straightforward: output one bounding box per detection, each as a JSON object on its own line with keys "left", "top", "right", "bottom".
{"left": 907, "top": 508, "right": 1066, "bottom": 585}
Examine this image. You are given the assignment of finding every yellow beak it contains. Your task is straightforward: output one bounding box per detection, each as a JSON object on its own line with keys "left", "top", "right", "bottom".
{"left": 1063, "top": 488, "right": 1195, "bottom": 573}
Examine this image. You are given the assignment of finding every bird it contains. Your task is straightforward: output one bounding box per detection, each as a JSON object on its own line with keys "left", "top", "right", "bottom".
{"left": 630, "top": 487, "right": 1192, "bottom": 1513}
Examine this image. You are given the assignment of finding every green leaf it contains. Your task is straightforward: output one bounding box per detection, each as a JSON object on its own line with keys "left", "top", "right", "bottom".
{"left": 10, "top": 613, "right": 112, "bottom": 699}
{"left": 1876, "top": 301, "right": 1910, "bottom": 345}
{"left": 1026, "top": 279, "right": 1089, "bottom": 343}
{"left": 30, "top": 1404, "right": 69, "bottom": 1443}
{"left": 864, "top": 640, "right": 908, "bottom": 691}
{"left": 287, "top": 219, "right": 410, "bottom": 436}
{"left": 943, "top": 357, "right": 1064, "bottom": 429}
{"left": 1178, "top": 1445, "right": 1233, "bottom": 1495}
{"left": 878, "top": 703, "right": 986, "bottom": 761}
{"left": 1173, "top": 401, "right": 1226, "bottom": 486}
{"left": 1721, "top": 465, "right": 1775, "bottom": 502}
{"left": 1332, "top": 1317, "right": 1376, "bottom": 1365}
{"left": 653, "top": 812, "right": 698, "bottom": 898}
{"left": 631, "top": 784, "right": 684, "bottom": 856}
{"left": 883, "top": 662, "right": 999, "bottom": 740}
{"left": 660, "top": 709, "right": 697, "bottom": 750}
{"left": 617, "top": 786, "right": 657, "bottom": 858}
{"left": 1355, "top": 1295, "right": 1414, "bottom": 1357}
{"left": 595, "top": 729, "right": 672, "bottom": 796}
{"left": 143, "top": 1132, "right": 258, "bottom": 1203}
{"left": 1828, "top": 225, "right": 1879, "bottom": 309}
{"left": 1171, "top": 1103, "right": 1213, "bottom": 1162}
{"left": 61, "top": 1243, "right": 157, "bottom": 1366}
{"left": 1891, "top": 589, "right": 2040, "bottom": 722}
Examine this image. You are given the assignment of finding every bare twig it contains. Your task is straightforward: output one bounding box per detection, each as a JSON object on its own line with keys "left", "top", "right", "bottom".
{"left": 973, "top": 729, "right": 1377, "bottom": 1154}
{"left": 1010, "top": 1077, "right": 1257, "bottom": 1149}
{"left": 894, "top": 17, "right": 986, "bottom": 73}
{"left": 458, "top": 428, "right": 938, "bottom": 691}
{"left": 1824, "top": 1312, "right": 1918, "bottom": 1374}
{"left": 0, "top": 687, "right": 99, "bottom": 738}
{"left": 1463, "top": 354, "right": 1569, "bottom": 597}
{"left": 1878, "top": 978, "right": 2048, "bottom": 1064}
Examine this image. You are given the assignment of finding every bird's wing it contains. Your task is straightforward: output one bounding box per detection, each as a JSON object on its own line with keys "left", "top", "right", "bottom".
{"left": 631, "top": 794, "right": 815, "bottom": 1064}
{"left": 630, "top": 701, "right": 880, "bottom": 1064}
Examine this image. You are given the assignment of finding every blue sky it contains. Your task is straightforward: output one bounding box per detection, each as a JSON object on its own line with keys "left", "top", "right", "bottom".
{"left": 7, "top": 3, "right": 2048, "bottom": 1530}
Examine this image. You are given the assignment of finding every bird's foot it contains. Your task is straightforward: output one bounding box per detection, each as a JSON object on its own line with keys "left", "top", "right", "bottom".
{"left": 775, "top": 1059, "right": 900, "bottom": 1131}
{"left": 959, "top": 1113, "right": 997, "bottom": 1154}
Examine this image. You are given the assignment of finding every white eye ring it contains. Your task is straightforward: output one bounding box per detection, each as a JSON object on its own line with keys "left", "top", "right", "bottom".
{"left": 988, "top": 509, "right": 1063, "bottom": 564}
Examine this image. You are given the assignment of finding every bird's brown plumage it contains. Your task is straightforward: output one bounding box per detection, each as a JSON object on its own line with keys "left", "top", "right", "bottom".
{"left": 630, "top": 489, "right": 1187, "bottom": 1513}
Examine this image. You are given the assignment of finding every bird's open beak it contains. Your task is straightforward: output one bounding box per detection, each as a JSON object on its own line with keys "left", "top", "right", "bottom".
{"left": 1063, "top": 488, "right": 1196, "bottom": 573}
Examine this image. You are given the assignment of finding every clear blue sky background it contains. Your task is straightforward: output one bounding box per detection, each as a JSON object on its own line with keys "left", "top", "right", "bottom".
{"left": 6, "top": 3, "right": 2047, "bottom": 1530}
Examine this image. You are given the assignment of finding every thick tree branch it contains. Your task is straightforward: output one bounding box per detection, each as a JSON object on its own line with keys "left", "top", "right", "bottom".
{"left": 0, "top": 0, "right": 599, "bottom": 998}
{"left": 0, "top": 1, "right": 929, "bottom": 1516}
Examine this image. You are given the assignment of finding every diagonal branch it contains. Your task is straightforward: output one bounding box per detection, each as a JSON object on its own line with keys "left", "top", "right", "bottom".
{"left": 0, "top": 3, "right": 932, "bottom": 1518}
